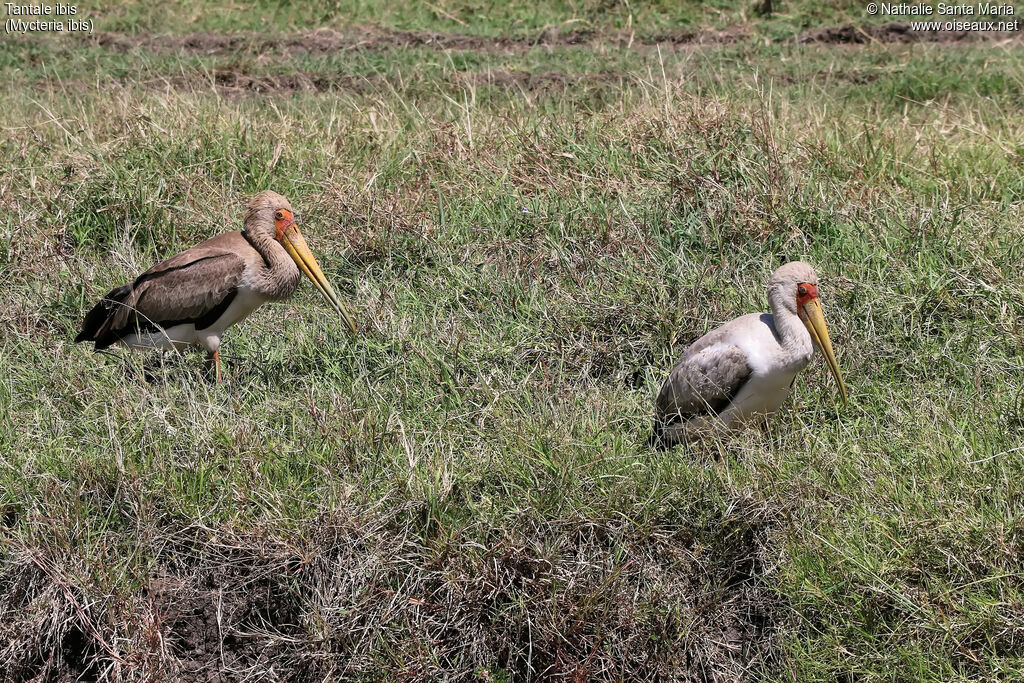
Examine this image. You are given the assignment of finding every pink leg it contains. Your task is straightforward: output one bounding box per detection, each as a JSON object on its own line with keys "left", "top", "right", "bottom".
{"left": 206, "top": 350, "right": 222, "bottom": 383}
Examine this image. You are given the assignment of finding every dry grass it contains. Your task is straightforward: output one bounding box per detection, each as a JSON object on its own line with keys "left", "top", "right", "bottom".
{"left": 2, "top": 6, "right": 1024, "bottom": 682}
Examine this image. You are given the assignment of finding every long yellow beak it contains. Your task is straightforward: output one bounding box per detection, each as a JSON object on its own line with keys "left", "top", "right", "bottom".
{"left": 800, "top": 297, "right": 848, "bottom": 405}
{"left": 279, "top": 223, "right": 357, "bottom": 335}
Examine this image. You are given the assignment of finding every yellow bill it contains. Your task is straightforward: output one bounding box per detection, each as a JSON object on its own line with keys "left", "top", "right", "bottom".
{"left": 279, "top": 224, "right": 358, "bottom": 335}
{"left": 800, "top": 298, "right": 848, "bottom": 405}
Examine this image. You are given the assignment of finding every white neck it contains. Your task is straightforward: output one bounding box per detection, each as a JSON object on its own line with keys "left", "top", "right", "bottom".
{"left": 768, "top": 287, "right": 814, "bottom": 363}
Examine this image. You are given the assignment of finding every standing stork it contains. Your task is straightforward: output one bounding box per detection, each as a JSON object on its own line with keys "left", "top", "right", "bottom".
{"left": 651, "top": 261, "right": 847, "bottom": 446}
{"left": 75, "top": 190, "right": 356, "bottom": 381}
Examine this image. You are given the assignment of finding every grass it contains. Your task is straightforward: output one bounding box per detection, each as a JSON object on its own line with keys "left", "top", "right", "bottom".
{"left": 71, "top": 0, "right": 866, "bottom": 37}
{"left": 2, "top": 1, "right": 1024, "bottom": 681}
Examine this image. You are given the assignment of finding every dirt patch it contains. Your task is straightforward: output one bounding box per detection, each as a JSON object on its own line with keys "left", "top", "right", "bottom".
{"left": 798, "top": 21, "right": 1023, "bottom": 44}
{"left": 96, "top": 30, "right": 291, "bottom": 55}
{"left": 768, "top": 69, "right": 882, "bottom": 86}
{"left": 153, "top": 68, "right": 380, "bottom": 97}
{"left": 89, "top": 25, "right": 749, "bottom": 58}
{"left": 380, "top": 25, "right": 749, "bottom": 51}
{"left": 2, "top": 499, "right": 788, "bottom": 680}
{"left": 643, "top": 26, "right": 751, "bottom": 46}
{"left": 206, "top": 69, "right": 370, "bottom": 94}
{"left": 146, "top": 67, "right": 627, "bottom": 98}
{"left": 148, "top": 561, "right": 307, "bottom": 681}
{"left": 459, "top": 69, "right": 629, "bottom": 93}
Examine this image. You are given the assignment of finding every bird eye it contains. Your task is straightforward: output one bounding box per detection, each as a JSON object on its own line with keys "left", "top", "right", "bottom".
{"left": 275, "top": 211, "right": 284, "bottom": 221}
{"left": 797, "top": 285, "right": 808, "bottom": 296}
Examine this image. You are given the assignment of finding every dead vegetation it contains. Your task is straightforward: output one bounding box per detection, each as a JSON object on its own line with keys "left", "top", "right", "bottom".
{"left": 1, "top": 498, "right": 786, "bottom": 681}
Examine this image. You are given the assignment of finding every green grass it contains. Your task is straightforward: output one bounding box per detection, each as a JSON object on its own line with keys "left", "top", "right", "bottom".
{"left": 2, "top": 2, "right": 1024, "bottom": 681}
{"left": 70, "top": 0, "right": 1024, "bottom": 40}
{"left": 70, "top": 0, "right": 855, "bottom": 37}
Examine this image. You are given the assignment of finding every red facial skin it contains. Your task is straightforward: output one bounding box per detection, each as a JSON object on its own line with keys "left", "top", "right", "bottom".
{"left": 274, "top": 209, "right": 295, "bottom": 241}
{"left": 796, "top": 282, "right": 819, "bottom": 313}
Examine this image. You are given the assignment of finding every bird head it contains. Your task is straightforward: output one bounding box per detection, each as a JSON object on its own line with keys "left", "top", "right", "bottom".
{"left": 245, "top": 191, "right": 357, "bottom": 335}
{"left": 769, "top": 261, "right": 848, "bottom": 404}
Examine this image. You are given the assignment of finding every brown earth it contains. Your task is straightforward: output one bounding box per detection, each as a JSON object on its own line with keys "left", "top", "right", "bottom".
{"left": 89, "top": 25, "right": 750, "bottom": 57}
{"left": 1, "top": 500, "right": 787, "bottom": 681}
{"left": 797, "top": 21, "right": 1023, "bottom": 44}
{"left": 458, "top": 69, "right": 630, "bottom": 92}
{"left": 80, "top": 22, "right": 1024, "bottom": 75}
{"left": 88, "top": 21, "right": 1024, "bottom": 58}
{"left": 138, "top": 67, "right": 631, "bottom": 98}
{"left": 31, "top": 67, "right": 632, "bottom": 100}
{"left": 167, "top": 69, "right": 379, "bottom": 96}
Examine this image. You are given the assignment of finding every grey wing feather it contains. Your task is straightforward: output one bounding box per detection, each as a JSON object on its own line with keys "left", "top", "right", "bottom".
{"left": 133, "top": 254, "right": 244, "bottom": 324}
{"left": 101, "top": 248, "right": 246, "bottom": 336}
{"left": 655, "top": 342, "right": 752, "bottom": 423}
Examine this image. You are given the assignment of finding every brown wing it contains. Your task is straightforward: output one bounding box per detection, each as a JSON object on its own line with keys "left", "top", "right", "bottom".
{"left": 76, "top": 232, "right": 251, "bottom": 350}
{"left": 654, "top": 342, "right": 752, "bottom": 424}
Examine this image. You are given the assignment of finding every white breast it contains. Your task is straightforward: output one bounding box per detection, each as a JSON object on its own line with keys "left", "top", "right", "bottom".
{"left": 719, "top": 369, "right": 798, "bottom": 426}
{"left": 193, "top": 287, "right": 267, "bottom": 351}
{"left": 118, "top": 286, "right": 269, "bottom": 354}
{"left": 716, "top": 313, "right": 811, "bottom": 426}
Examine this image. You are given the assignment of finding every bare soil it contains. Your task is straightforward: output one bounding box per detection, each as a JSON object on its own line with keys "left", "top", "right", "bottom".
{"left": 140, "top": 69, "right": 382, "bottom": 97}
{"left": 90, "top": 25, "right": 750, "bottom": 57}
{"left": 768, "top": 69, "right": 881, "bottom": 86}
{"left": 146, "top": 67, "right": 630, "bottom": 98}
{"left": 1, "top": 501, "right": 787, "bottom": 681}
{"left": 88, "top": 21, "right": 1024, "bottom": 57}
{"left": 798, "top": 21, "right": 1023, "bottom": 44}
{"left": 458, "top": 69, "right": 629, "bottom": 92}
{"left": 148, "top": 564, "right": 307, "bottom": 682}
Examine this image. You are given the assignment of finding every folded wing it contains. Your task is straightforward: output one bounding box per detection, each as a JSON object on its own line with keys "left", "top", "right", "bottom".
{"left": 653, "top": 341, "right": 752, "bottom": 435}
{"left": 75, "top": 235, "right": 248, "bottom": 350}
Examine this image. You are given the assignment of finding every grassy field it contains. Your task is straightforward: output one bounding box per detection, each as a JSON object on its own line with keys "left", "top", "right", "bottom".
{"left": 2, "top": 1, "right": 1024, "bottom": 680}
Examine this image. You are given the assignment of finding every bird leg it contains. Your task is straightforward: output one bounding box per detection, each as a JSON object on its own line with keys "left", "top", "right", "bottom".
{"left": 206, "top": 350, "right": 222, "bottom": 383}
